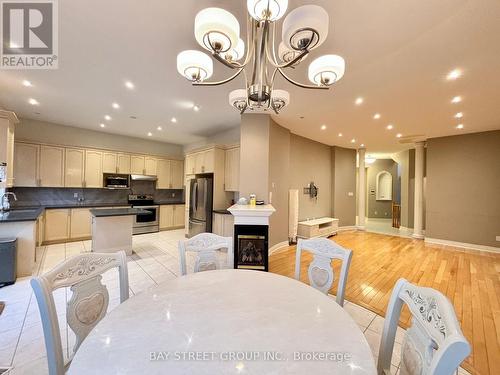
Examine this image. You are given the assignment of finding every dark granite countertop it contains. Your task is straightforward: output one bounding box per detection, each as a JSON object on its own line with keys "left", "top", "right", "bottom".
{"left": 154, "top": 201, "right": 185, "bottom": 206}
{"left": 0, "top": 207, "right": 44, "bottom": 223}
{"left": 90, "top": 208, "right": 152, "bottom": 217}
{"left": 213, "top": 209, "right": 232, "bottom": 215}
{"left": 12, "top": 202, "right": 131, "bottom": 210}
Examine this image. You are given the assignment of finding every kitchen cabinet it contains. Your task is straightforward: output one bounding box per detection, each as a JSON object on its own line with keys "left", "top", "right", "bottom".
{"left": 117, "top": 154, "right": 131, "bottom": 174}
{"left": 70, "top": 208, "right": 92, "bottom": 239}
{"left": 44, "top": 209, "right": 70, "bottom": 242}
{"left": 173, "top": 204, "right": 185, "bottom": 227}
{"left": 156, "top": 159, "right": 171, "bottom": 189}
{"left": 65, "top": 148, "right": 85, "bottom": 188}
{"left": 145, "top": 157, "right": 158, "bottom": 176}
{"left": 185, "top": 154, "right": 196, "bottom": 175}
{"left": 192, "top": 149, "right": 215, "bottom": 174}
{"left": 224, "top": 147, "right": 240, "bottom": 192}
{"left": 102, "top": 152, "right": 117, "bottom": 174}
{"left": 131, "top": 155, "right": 145, "bottom": 174}
{"left": 13, "top": 142, "right": 39, "bottom": 187}
{"left": 84, "top": 150, "right": 103, "bottom": 188}
{"left": 159, "top": 204, "right": 185, "bottom": 230}
{"left": 212, "top": 213, "right": 234, "bottom": 238}
{"left": 39, "top": 145, "right": 65, "bottom": 187}
{"left": 171, "top": 160, "right": 184, "bottom": 189}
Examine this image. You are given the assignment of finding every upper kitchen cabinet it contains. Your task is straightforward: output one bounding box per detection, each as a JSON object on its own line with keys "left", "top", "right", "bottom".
{"left": 102, "top": 152, "right": 118, "bottom": 174}
{"left": 117, "top": 153, "right": 131, "bottom": 174}
{"left": 190, "top": 149, "right": 215, "bottom": 174}
{"left": 84, "top": 150, "right": 103, "bottom": 188}
{"left": 224, "top": 147, "right": 240, "bottom": 192}
{"left": 145, "top": 157, "right": 158, "bottom": 176}
{"left": 39, "top": 145, "right": 65, "bottom": 187}
{"left": 65, "top": 148, "right": 85, "bottom": 188}
{"left": 13, "top": 142, "right": 39, "bottom": 187}
{"left": 131, "top": 155, "right": 145, "bottom": 175}
{"left": 185, "top": 153, "right": 196, "bottom": 175}
{"left": 170, "top": 160, "right": 184, "bottom": 188}
{"left": 156, "top": 159, "right": 171, "bottom": 189}
{"left": 0, "top": 111, "right": 17, "bottom": 188}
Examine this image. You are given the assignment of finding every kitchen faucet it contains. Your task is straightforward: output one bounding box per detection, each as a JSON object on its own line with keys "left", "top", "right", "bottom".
{"left": 1, "top": 192, "right": 17, "bottom": 212}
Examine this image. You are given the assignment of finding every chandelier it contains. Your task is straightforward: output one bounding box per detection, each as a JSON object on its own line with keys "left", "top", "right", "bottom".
{"left": 176, "top": 0, "right": 345, "bottom": 114}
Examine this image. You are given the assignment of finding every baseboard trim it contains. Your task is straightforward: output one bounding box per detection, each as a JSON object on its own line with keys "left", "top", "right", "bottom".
{"left": 424, "top": 237, "right": 500, "bottom": 254}
{"left": 269, "top": 241, "right": 290, "bottom": 255}
{"left": 338, "top": 226, "right": 359, "bottom": 232}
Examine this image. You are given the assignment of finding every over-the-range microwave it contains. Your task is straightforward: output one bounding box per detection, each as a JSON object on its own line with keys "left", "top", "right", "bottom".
{"left": 103, "top": 173, "right": 130, "bottom": 189}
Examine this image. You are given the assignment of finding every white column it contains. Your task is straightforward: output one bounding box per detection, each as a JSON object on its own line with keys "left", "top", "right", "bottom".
{"left": 358, "top": 148, "right": 366, "bottom": 230}
{"left": 412, "top": 142, "right": 425, "bottom": 239}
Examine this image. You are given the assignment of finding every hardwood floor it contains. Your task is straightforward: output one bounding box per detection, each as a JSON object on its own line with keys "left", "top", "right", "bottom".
{"left": 269, "top": 231, "right": 500, "bottom": 375}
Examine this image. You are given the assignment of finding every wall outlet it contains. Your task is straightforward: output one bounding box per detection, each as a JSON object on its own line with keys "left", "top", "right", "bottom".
{"left": 496, "top": 236, "right": 500, "bottom": 242}
{"left": 73, "top": 193, "right": 78, "bottom": 198}
{"left": 171, "top": 193, "right": 176, "bottom": 198}
{"left": 374, "top": 210, "right": 378, "bottom": 215}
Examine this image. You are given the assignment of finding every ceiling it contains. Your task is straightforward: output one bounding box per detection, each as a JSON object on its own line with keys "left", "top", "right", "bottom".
{"left": 0, "top": 0, "right": 499, "bottom": 153}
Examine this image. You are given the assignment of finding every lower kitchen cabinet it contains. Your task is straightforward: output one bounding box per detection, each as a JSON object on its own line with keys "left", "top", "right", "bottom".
{"left": 160, "top": 204, "right": 185, "bottom": 230}
{"left": 70, "top": 208, "right": 92, "bottom": 239}
{"left": 44, "top": 209, "right": 70, "bottom": 242}
{"left": 212, "top": 213, "right": 234, "bottom": 238}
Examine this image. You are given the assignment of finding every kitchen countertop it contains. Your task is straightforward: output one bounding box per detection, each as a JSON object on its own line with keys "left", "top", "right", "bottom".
{"left": 90, "top": 208, "right": 152, "bottom": 218}
{"left": 154, "top": 201, "right": 185, "bottom": 205}
{"left": 0, "top": 207, "right": 44, "bottom": 223}
{"left": 213, "top": 209, "right": 232, "bottom": 215}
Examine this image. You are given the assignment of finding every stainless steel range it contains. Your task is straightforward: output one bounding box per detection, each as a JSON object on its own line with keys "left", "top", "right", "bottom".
{"left": 128, "top": 194, "right": 159, "bottom": 235}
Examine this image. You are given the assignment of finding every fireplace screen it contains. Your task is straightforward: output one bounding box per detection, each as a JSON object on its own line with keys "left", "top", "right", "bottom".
{"left": 237, "top": 235, "right": 266, "bottom": 270}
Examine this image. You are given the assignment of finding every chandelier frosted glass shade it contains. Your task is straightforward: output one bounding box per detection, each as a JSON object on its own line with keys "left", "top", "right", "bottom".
{"left": 177, "top": 50, "right": 213, "bottom": 82}
{"left": 271, "top": 89, "right": 290, "bottom": 109}
{"left": 278, "top": 41, "right": 307, "bottom": 65}
{"left": 247, "top": 0, "right": 288, "bottom": 22}
{"left": 229, "top": 89, "right": 248, "bottom": 110}
{"left": 222, "top": 38, "right": 245, "bottom": 61}
{"left": 194, "top": 8, "right": 240, "bottom": 53}
{"left": 282, "top": 5, "right": 329, "bottom": 51}
{"left": 308, "top": 55, "right": 345, "bottom": 86}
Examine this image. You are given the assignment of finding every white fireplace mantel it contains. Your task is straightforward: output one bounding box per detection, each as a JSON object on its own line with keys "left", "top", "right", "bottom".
{"left": 228, "top": 204, "right": 275, "bottom": 226}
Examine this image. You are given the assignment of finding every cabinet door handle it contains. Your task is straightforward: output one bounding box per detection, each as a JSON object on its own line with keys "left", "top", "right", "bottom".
{"left": 116, "top": 166, "right": 118, "bottom": 173}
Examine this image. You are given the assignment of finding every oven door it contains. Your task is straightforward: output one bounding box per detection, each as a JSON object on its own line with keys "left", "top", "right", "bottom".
{"left": 133, "top": 206, "right": 158, "bottom": 227}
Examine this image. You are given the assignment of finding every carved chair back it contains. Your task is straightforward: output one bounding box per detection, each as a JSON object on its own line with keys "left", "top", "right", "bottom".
{"left": 294, "top": 238, "right": 352, "bottom": 306}
{"left": 178, "top": 233, "right": 233, "bottom": 276}
{"left": 378, "top": 278, "right": 470, "bottom": 375}
{"left": 30, "top": 251, "right": 129, "bottom": 375}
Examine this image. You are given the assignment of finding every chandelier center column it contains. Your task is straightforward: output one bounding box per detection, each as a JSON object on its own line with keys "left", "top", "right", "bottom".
{"left": 358, "top": 148, "right": 366, "bottom": 230}
{"left": 412, "top": 141, "right": 425, "bottom": 239}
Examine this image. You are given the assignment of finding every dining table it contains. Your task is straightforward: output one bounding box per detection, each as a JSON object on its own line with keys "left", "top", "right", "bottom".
{"left": 68, "top": 269, "right": 376, "bottom": 374}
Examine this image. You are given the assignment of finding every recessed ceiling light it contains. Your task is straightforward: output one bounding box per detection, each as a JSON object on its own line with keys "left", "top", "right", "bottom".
{"left": 171, "top": 117, "right": 177, "bottom": 123}
{"left": 193, "top": 105, "right": 200, "bottom": 112}
{"left": 360, "top": 143, "right": 365, "bottom": 147}
{"left": 104, "top": 115, "right": 112, "bottom": 121}
{"left": 386, "top": 124, "right": 394, "bottom": 130}
{"left": 355, "top": 97, "right": 364, "bottom": 105}
{"left": 351, "top": 139, "right": 356, "bottom": 143}
{"left": 396, "top": 133, "right": 402, "bottom": 138}
{"left": 124, "top": 81, "right": 135, "bottom": 89}
{"left": 373, "top": 113, "right": 381, "bottom": 120}
{"left": 454, "top": 112, "right": 463, "bottom": 119}
{"left": 22, "top": 80, "right": 32, "bottom": 87}
{"left": 147, "top": 132, "right": 153, "bottom": 137}
{"left": 456, "top": 124, "right": 464, "bottom": 129}
{"left": 100, "top": 123, "right": 105, "bottom": 128}
{"left": 112, "top": 102, "right": 120, "bottom": 109}
{"left": 321, "top": 125, "right": 327, "bottom": 130}
{"left": 28, "top": 98, "right": 39, "bottom": 105}
{"left": 157, "top": 126, "right": 163, "bottom": 131}
{"left": 446, "top": 69, "right": 462, "bottom": 80}
{"left": 338, "top": 133, "right": 343, "bottom": 137}
{"left": 451, "top": 96, "right": 462, "bottom": 104}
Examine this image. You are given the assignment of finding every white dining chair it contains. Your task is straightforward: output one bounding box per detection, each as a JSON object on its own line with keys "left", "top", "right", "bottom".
{"left": 378, "top": 278, "right": 470, "bottom": 375}
{"left": 294, "top": 238, "right": 352, "bottom": 306}
{"left": 30, "top": 251, "right": 129, "bottom": 375}
{"left": 178, "top": 233, "right": 233, "bottom": 276}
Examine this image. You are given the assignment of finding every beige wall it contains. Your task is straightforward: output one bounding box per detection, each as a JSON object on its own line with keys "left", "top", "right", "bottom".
{"left": 425, "top": 130, "right": 500, "bottom": 248}
{"left": 332, "top": 147, "right": 357, "bottom": 226}
{"left": 289, "top": 134, "right": 332, "bottom": 221}
{"left": 16, "top": 118, "right": 183, "bottom": 158}
{"left": 366, "top": 159, "right": 398, "bottom": 218}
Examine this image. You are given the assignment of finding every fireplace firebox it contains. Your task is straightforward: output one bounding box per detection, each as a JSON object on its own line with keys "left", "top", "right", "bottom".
{"left": 234, "top": 225, "right": 268, "bottom": 271}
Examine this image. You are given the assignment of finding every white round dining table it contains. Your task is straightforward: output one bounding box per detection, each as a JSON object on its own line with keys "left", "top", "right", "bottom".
{"left": 68, "top": 269, "right": 376, "bottom": 375}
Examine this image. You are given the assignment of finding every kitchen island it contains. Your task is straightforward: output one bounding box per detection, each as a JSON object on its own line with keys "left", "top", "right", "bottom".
{"left": 90, "top": 208, "right": 151, "bottom": 256}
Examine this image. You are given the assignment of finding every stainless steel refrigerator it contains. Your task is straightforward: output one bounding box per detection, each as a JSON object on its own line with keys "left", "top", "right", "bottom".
{"left": 188, "top": 176, "right": 213, "bottom": 237}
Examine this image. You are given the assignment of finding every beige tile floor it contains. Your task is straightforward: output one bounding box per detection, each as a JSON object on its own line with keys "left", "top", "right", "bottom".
{"left": 0, "top": 229, "right": 470, "bottom": 375}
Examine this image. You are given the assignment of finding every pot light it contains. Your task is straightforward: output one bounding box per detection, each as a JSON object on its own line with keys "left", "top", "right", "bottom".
{"left": 112, "top": 102, "right": 120, "bottom": 109}
{"left": 355, "top": 97, "right": 363, "bottom": 105}
{"left": 446, "top": 69, "right": 462, "bottom": 80}
{"left": 456, "top": 124, "right": 464, "bottom": 129}
{"left": 396, "top": 133, "right": 402, "bottom": 138}
{"left": 247, "top": 0, "right": 288, "bottom": 22}
{"left": 171, "top": 117, "right": 177, "bottom": 123}
{"left": 386, "top": 124, "right": 393, "bottom": 130}
{"left": 360, "top": 143, "right": 365, "bottom": 147}
{"left": 321, "top": 125, "right": 327, "bottom": 130}
{"left": 338, "top": 133, "right": 343, "bottom": 137}
{"left": 193, "top": 105, "right": 200, "bottom": 112}
{"left": 100, "top": 123, "right": 105, "bottom": 128}
{"left": 451, "top": 96, "right": 462, "bottom": 104}
{"left": 104, "top": 115, "right": 112, "bottom": 121}
{"left": 28, "top": 98, "right": 39, "bottom": 105}
{"left": 351, "top": 139, "right": 356, "bottom": 143}
{"left": 455, "top": 112, "right": 463, "bottom": 119}
{"left": 147, "top": 132, "right": 153, "bottom": 137}
{"left": 157, "top": 126, "right": 163, "bottom": 131}
{"left": 22, "top": 80, "right": 32, "bottom": 87}
{"left": 124, "top": 81, "right": 135, "bottom": 89}
{"left": 373, "top": 113, "right": 381, "bottom": 120}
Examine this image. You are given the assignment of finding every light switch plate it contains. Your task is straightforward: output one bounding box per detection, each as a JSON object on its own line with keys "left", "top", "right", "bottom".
{"left": 348, "top": 192, "right": 354, "bottom": 197}
{"left": 496, "top": 236, "right": 500, "bottom": 242}
{"left": 73, "top": 193, "right": 78, "bottom": 198}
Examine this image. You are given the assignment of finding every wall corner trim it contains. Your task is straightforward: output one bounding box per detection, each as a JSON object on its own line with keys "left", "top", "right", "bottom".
{"left": 424, "top": 237, "right": 500, "bottom": 254}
